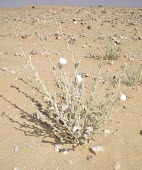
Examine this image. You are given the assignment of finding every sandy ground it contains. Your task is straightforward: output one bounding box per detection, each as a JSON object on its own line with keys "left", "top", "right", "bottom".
{"left": 0, "top": 6, "right": 142, "bottom": 170}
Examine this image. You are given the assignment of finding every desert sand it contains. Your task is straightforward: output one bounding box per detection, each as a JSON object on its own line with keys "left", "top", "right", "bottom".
{"left": 0, "top": 6, "right": 142, "bottom": 170}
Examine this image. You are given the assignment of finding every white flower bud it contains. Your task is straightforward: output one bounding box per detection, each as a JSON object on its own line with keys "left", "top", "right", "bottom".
{"left": 120, "top": 94, "right": 126, "bottom": 101}
{"left": 61, "top": 103, "right": 68, "bottom": 111}
{"left": 59, "top": 58, "right": 67, "bottom": 65}
{"left": 73, "top": 126, "right": 80, "bottom": 132}
{"left": 86, "top": 126, "right": 93, "bottom": 132}
{"left": 76, "top": 75, "right": 83, "bottom": 83}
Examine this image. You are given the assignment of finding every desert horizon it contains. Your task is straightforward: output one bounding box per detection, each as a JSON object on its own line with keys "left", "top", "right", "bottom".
{"left": 0, "top": 0, "right": 142, "bottom": 8}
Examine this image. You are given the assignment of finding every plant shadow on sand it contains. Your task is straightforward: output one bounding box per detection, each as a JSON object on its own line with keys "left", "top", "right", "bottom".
{"left": 0, "top": 78, "right": 77, "bottom": 151}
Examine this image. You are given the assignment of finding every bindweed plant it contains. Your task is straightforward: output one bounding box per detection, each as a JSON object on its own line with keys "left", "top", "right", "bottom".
{"left": 18, "top": 10, "right": 123, "bottom": 145}
{"left": 19, "top": 43, "right": 121, "bottom": 145}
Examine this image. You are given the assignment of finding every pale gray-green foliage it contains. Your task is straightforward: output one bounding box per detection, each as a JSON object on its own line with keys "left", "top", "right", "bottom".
{"left": 19, "top": 10, "right": 121, "bottom": 145}
{"left": 104, "top": 44, "right": 122, "bottom": 60}
{"left": 20, "top": 46, "right": 120, "bottom": 144}
{"left": 122, "top": 62, "right": 142, "bottom": 87}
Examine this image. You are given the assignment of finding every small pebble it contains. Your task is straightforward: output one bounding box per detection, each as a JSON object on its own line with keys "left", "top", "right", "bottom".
{"left": 0, "top": 112, "right": 5, "bottom": 116}
{"left": 114, "top": 162, "right": 121, "bottom": 170}
{"left": 21, "top": 34, "right": 28, "bottom": 39}
{"left": 13, "top": 167, "right": 20, "bottom": 170}
{"left": 108, "top": 60, "right": 114, "bottom": 65}
{"left": 15, "top": 52, "right": 20, "bottom": 56}
{"left": 74, "top": 21, "right": 78, "bottom": 24}
{"left": 56, "top": 36, "right": 61, "bottom": 40}
{"left": 63, "top": 150, "right": 68, "bottom": 155}
{"left": 31, "top": 50, "right": 37, "bottom": 55}
{"left": 14, "top": 146, "right": 19, "bottom": 152}
{"left": 104, "top": 129, "right": 110, "bottom": 136}
{"left": 2, "top": 67, "right": 8, "bottom": 71}
{"left": 54, "top": 144, "right": 61, "bottom": 152}
{"left": 11, "top": 71, "right": 15, "bottom": 74}
{"left": 90, "top": 146, "right": 103, "bottom": 154}
{"left": 69, "top": 160, "right": 73, "bottom": 164}
{"left": 87, "top": 156, "right": 93, "bottom": 161}
{"left": 87, "top": 26, "right": 91, "bottom": 29}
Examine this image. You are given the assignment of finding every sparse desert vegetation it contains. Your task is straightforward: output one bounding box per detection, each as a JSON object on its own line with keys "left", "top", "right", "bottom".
{"left": 0, "top": 6, "right": 142, "bottom": 170}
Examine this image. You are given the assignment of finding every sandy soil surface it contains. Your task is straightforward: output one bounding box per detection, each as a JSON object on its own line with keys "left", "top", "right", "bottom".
{"left": 0, "top": 6, "right": 142, "bottom": 170}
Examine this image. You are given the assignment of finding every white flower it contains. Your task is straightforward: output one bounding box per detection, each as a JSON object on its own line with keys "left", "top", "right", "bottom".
{"left": 86, "top": 126, "right": 93, "bottom": 132}
{"left": 120, "top": 94, "right": 127, "bottom": 101}
{"left": 76, "top": 75, "right": 83, "bottom": 83}
{"left": 61, "top": 103, "right": 68, "bottom": 111}
{"left": 59, "top": 58, "right": 67, "bottom": 65}
{"left": 73, "top": 126, "right": 80, "bottom": 132}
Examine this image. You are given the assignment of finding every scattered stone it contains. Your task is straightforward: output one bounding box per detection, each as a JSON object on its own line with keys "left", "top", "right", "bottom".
{"left": 138, "top": 37, "right": 142, "bottom": 40}
{"left": 104, "top": 129, "right": 110, "bottom": 136}
{"left": 73, "top": 144, "right": 77, "bottom": 148}
{"left": 97, "top": 34, "right": 104, "bottom": 40}
{"left": 15, "top": 52, "right": 20, "bottom": 56}
{"left": 82, "top": 45, "right": 86, "bottom": 48}
{"left": 68, "top": 37, "right": 76, "bottom": 44}
{"left": 56, "top": 36, "right": 61, "bottom": 40}
{"left": 69, "top": 160, "right": 73, "bottom": 164}
{"left": 32, "top": 18, "right": 39, "bottom": 24}
{"left": 11, "top": 71, "right": 16, "bottom": 74}
{"left": 43, "top": 35, "right": 48, "bottom": 41}
{"left": 79, "top": 72, "right": 89, "bottom": 78}
{"left": 0, "top": 112, "right": 5, "bottom": 116}
{"left": 114, "top": 162, "right": 121, "bottom": 170}
{"left": 108, "top": 60, "right": 114, "bottom": 65}
{"left": 21, "top": 34, "right": 29, "bottom": 39}
{"left": 63, "top": 150, "right": 68, "bottom": 155}
{"left": 2, "top": 67, "right": 8, "bottom": 71}
{"left": 87, "top": 26, "right": 91, "bottom": 29}
{"left": 55, "top": 32, "right": 60, "bottom": 37}
{"left": 74, "top": 21, "right": 78, "bottom": 24}
{"left": 14, "top": 146, "right": 19, "bottom": 152}
{"left": 80, "top": 22, "right": 85, "bottom": 25}
{"left": 140, "top": 130, "right": 142, "bottom": 136}
{"left": 54, "top": 144, "right": 61, "bottom": 152}
{"left": 120, "top": 35, "right": 124, "bottom": 39}
{"left": 120, "top": 94, "right": 127, "bottom": 101}
{"left": 87, "top": 156, "right": 93, "bottom": 161}
{"left": 60, "top": 21, "right": 65, "bottom": 24}
{"left": 83, "top": 53, "right": 101, "bottom": 59}
{"left": 114, "top": 39, "right": 121, "bottom": 45}
{"left": 90, "top": 146, "right": 103, "bottom": 154}
{"left": 31, "top": 50, "right": 37, "bottom": 55}
{"left": 15, "top": 52, "right": 23, "bottom": 57}
{"left": 13, "top": 167, "right": 20, "bottom": 170}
